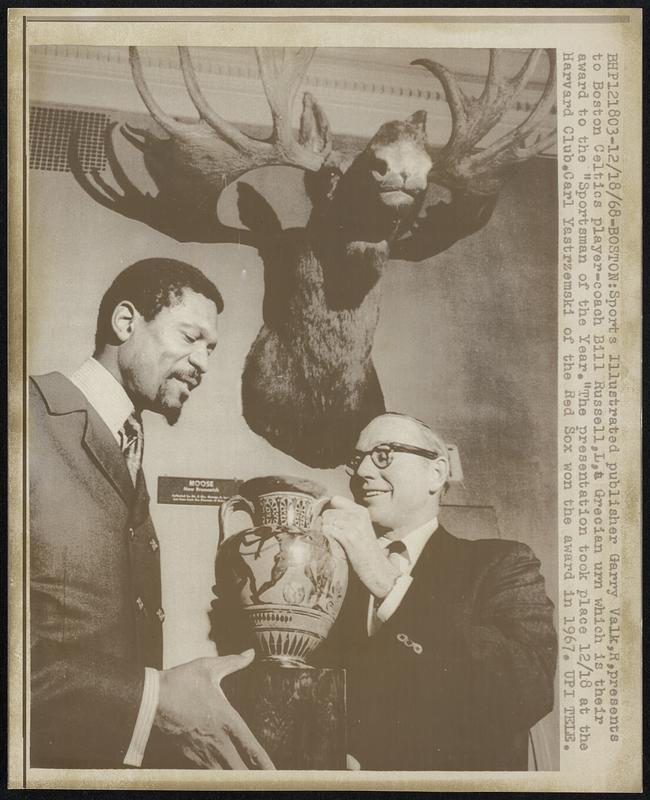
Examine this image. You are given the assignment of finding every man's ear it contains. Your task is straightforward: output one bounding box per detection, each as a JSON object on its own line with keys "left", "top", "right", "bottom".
{"left": 429, "top": 457, "right": 450, "bottom": 495}
{"left": 111, "top": 301, "right": 138, "bottom": 343}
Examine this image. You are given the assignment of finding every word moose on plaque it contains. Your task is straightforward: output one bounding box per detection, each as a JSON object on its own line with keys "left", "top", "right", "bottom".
{"left": 157, "top": 476, "right": 242, "bottom": 506}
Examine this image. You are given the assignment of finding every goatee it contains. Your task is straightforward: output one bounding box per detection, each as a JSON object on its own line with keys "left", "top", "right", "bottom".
{"left": 163, "top": 404, "right": 182, "bottom": 426}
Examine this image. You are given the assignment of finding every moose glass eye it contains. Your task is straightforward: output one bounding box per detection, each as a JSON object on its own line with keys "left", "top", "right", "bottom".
{"left": 369, "top": 155, "right": 388, "bottom": 176}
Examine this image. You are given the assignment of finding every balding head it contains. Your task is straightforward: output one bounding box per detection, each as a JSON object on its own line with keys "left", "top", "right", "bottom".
{"left": 372, "top": 413, "right": 450, "bottom": 462}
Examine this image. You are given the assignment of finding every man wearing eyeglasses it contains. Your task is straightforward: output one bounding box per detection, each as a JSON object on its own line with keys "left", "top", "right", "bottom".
{"left": 318, "top": 412, "right": 556, "bottom": 771}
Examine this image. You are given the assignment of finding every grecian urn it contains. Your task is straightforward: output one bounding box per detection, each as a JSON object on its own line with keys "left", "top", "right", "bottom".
{"left": 216, "top": 475, "right": 348, "bottom": 666}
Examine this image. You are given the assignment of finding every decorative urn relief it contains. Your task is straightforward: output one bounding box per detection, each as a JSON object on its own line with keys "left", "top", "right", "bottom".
{"left": 216, "top": 476, "right": 348, "bottom": 666}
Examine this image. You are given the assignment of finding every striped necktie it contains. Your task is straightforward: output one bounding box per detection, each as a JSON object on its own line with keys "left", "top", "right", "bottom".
{"left": 119, "top": 412, "right": 144, "bottom": 485}
{"left": 118, "top": 413, "right": 163, "bottom": 669}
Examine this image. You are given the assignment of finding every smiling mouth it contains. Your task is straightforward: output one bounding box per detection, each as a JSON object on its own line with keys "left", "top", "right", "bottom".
{"left": 174, "top": 376, "right": 198, "bottom": 392}
{"left": 378, "top": 189, "right": 416, "bottom": 206}
{"left": 362, "top": 489, "right": 390, "bottom": 499}
{"left": 380, "top": 187, "right": 415, "bottom": 195}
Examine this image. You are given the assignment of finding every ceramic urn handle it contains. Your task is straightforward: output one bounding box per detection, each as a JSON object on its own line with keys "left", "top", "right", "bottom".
{"left": 310, "top": 496, "right": 330, "bottom": 525}
{"left": 218, "top": 495, "right": 255, "bottom": 546}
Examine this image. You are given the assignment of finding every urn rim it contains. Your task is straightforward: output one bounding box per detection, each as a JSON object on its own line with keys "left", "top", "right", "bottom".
{"left": 238, "top": 474, "right": 328, "bottom": 501}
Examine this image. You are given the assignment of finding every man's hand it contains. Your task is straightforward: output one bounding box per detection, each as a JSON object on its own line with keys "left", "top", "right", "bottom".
{"left": 155, "top": 649, "right": 275, "bottom": 769}
{"left": 321, "top": 496, "right": 400, "bottom": 599}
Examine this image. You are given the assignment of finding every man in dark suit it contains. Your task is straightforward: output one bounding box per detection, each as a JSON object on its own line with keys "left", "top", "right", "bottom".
{"left": 319, "top": 412, "right": 557, "bottom": 771}
{"left": 30, "top": 258, "right": 273, "bottom": 770}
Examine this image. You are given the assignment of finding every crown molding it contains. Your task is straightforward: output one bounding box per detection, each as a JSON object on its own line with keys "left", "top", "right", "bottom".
{"left": 28, "top": 45, "right": 556, "bottom": 152}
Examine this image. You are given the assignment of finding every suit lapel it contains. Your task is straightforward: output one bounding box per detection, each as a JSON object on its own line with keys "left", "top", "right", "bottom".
{"left": 82, "top": 404, "right": 135, "bottom": 506}
{"left": 33, "top": 372, "right": 135, "bottom": 507}
{"left": 340, "top": 527, "right": 460, "bottom": 643}
{"left": 400, "top": 525, "right": 459, "bottom": 608}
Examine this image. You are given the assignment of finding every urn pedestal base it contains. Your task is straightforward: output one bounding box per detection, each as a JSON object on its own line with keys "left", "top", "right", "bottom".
{"left": 222, "top": 662, "right": 347, "bottom": 770}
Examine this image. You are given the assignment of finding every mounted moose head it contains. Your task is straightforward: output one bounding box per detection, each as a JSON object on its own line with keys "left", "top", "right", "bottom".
{"left": 71, "top": 47, "right": 556, "bottom": 468}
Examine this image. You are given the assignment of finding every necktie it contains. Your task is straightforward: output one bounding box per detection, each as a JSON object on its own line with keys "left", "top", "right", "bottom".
{"left": 367, "top": 540, "right": 409, "bottom": 636}
{"left": 386, "top": 539, "right": 408, "bottom": 574}
{"left": 119, "top": 412, "right": 144, "bottom": 485}
{"left": 118, "top": 413, "right": 163, "bottom": 669}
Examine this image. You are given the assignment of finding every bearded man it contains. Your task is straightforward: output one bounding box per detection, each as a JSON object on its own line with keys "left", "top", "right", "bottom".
{"left": 30, "top": 258, "right": 273, "bottom": 770}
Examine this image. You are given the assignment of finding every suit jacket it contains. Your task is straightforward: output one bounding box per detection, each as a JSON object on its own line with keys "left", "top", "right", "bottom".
{"left": 29, "top": 372, "right": 164, "bottom": 768}
{"left": 316, "top": 526, "right": 557, "bottom": 771}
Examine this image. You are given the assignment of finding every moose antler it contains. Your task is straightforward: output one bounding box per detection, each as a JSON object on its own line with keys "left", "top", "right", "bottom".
{"left": 70, "top": 46, "right": 337, "bottom": 242}
{"left": 68, "top": 120, "right": 253, "bottom": 244}
{"left": 128, "top": 46, "right": 333, "bottom": 187}
{"left": 390, "top": 49, "right": 556, "bottom": 261}
{"left": 415, "top": 49, "right": 556, "bottom": 195}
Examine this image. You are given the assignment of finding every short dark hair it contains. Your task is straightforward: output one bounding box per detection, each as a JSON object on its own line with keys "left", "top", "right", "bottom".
{"left": 94, "top": 258, "right": 224, "bottom": 351}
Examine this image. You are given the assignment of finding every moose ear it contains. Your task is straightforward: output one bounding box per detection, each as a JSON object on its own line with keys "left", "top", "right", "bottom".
{"left": 406, "top": 110, "right": 427, "bottom": 137}
{"left": 299, "top": 92, "right": 332, "bottom": 155}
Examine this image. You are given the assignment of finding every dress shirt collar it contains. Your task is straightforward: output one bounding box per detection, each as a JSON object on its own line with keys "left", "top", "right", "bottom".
{"left": 378, "top": 517, "right": 438, "bottom": 569}
{"left": 68, "top": 357, "right": 134, "bottom": 443}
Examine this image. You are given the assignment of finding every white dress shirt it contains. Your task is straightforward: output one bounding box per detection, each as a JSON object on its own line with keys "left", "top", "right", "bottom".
{"left": 367, "top": 518, "right": 439, "bottom": 636}
{"left": 69, "top": 358, "right": 159, "bottom": 767}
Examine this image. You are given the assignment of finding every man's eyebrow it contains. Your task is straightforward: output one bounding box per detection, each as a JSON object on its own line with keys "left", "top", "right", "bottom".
{"left": 179, "top": 321, "right": 215, "bottom": 341}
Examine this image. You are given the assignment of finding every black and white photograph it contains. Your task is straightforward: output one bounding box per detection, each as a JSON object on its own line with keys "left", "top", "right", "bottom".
{"left": 9, "top": 8, "right": 642, "bottom": 793}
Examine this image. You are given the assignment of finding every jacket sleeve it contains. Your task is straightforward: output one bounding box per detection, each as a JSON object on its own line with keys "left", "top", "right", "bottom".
{"left": 30, "top": 629, "right": 145, "bottom": 768}
{"left": 415, "top": 541, "right": 557, "bottom": 733}
{"left": 30, "top": 510, "right": 145, "bottom": 768}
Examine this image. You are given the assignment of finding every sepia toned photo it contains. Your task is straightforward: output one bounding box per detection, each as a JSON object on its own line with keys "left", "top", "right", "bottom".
{"left": 8, "top": 9, "right": 642, "bottom": 793}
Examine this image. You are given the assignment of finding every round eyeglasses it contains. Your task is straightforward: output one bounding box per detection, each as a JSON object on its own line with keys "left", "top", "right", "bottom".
{"left": 346, "top": 442, "right": 440, "bottom": 475}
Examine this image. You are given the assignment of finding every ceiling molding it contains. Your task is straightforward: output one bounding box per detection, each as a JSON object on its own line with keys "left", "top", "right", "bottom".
{"left": 29, "top": 45, "right": 557, "bottom": 152}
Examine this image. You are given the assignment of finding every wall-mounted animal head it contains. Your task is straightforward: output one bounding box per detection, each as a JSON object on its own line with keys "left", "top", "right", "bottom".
{"left": 328, "top": 111, "right": 433, "bottom": 243}
{"left": 71, "top": 47, "right": 556, "bottom": 467}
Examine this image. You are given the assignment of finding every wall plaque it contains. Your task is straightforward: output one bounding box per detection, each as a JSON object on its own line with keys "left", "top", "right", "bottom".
{"left": 157, "top": 476, "right": 241, "bottom": 506}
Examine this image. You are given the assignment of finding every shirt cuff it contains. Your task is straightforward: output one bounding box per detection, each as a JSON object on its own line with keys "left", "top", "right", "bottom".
{"left": 375, "top": 573, "right": 413, "bottom": 623}
{"left": 123, "top": 667, "right": 160, "bottom": 767}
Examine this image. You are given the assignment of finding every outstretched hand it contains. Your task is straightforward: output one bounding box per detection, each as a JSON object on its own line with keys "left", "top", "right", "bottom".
{"left": 155, "top": 649, "right": 275, "bottom": 769}
{"left": 321, "top": 496, "right": 400, "bottom": 599}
